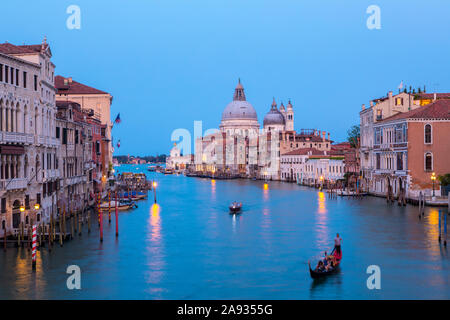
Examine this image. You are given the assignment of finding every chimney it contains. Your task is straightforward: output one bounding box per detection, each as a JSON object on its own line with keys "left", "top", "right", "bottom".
{"left": 433, "top": 93, "right": 437, "bottom": 101}
{"left": 327, "top": 132, "right": 330, "bottom": 141}
{"left": 370, "top": 100, "right": 374, "bottom": 107}
{"left": 64, "top": 78, "right": 68, "bottom": 86}
{"left": 68, "top": 77, "right": 73, "bottom": 84}
{"left": 388, "top": 91, "right": 393, "bottom": 99}
{"left": 362, "top": 104, "right": 365, "bottom": 111}
{"left": 322, "top": 131, "right": 325, "bottom": 142}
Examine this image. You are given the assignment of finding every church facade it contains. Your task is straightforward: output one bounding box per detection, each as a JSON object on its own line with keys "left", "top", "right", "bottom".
{"left": 194, "top": 80, "right": 296, "bottom": 180}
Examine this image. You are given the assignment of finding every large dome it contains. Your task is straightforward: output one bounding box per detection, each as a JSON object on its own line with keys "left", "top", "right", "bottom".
{"left": 222, "top": 100, "right": 258, "bottom": 121}
{"left": 221, "top": 79, "right": 258, "bottom": 122}
{"left": 263, "top": 99, "right": 285, "bottom": 126}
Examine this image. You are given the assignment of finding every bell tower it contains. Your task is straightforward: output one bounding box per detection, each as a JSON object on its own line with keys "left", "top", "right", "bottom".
{"left": 286, "top": 100, "right": 294, "bottom": 131}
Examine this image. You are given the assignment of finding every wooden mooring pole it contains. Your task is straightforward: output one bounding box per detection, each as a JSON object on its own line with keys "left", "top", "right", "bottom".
{"left": 108, "top": 191, "right": 111, "bottom": 224}
{"left": 115, "top": 191, "right": 119, "bottom": 237}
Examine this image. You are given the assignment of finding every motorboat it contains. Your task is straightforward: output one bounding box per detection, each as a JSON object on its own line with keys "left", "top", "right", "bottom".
{"left": 229, "top": 202, "right": 242, "bottom": 213}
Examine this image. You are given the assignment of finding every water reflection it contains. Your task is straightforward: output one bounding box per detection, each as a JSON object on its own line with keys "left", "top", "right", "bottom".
{"left": 149, "top": 204, "right": 161, "bottom": 243}
{"left": 211, "top": 179, "right": 216, "bottom": 200}
{"left": 12, "top": 247, "right": 46, "bottom": 299}
{"left": 146, "top": 203, "right": 165, "bottom": 296}
{"left": 424, "top": 209, "right": 448, "bottom": 259}
{"left": 263, "top": 183, "right": 269, "bottom": 201}
{"left": 315, "top": 192, "right": 329, "bottom": 248}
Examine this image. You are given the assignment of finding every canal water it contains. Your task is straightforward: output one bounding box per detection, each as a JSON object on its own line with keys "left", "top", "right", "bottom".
{"left": 1, "top": 164, "right": 449, "bottom": 299}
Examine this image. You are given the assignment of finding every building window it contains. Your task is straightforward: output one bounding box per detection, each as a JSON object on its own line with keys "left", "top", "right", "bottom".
{"left": 16, "top": 69, "right": 19, "bottom": 86}
{"left": 376, "top": 109, "right": 382, "bottom": 120}
{"left": 425, "top": 152, "right": 433, "bottom": 171}
{"left": 0, "top": 64, "right": 3, "bottom": 82}
{"left": 395, "top": 97, "right": 403, "bottom": 106}
{"left": 5, "top": 66, "right": 8, "bottom": 83}
{"left": 376, "top": 153, "right": 381, "bottom": 169}
{"left": 397, "top": 153, "right": 403, "bottom": 171}
{"left": 10, "top": 67, "right": 14, "bottom": 84}
{"left": 62, "top": 128, "right": 67, "bottom": 144}
{"left": 25, "top": 195, "right": 30, "bottom": 209}
{"left": 424, "top": 124, "right": 432, "bottom": 144}
{"left": 23, "top": 71, "right": 27, "bottom": 88}
{"left": 56, "top": 127, "right": 60, "bottom": 139}
{"left": 34, "top": 75, "right": 38, "bottom": 91}
{"left": 1, "top": 198, "right": 6, "bottom": 213}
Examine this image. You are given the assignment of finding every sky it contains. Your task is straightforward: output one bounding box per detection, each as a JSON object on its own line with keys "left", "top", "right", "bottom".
{"left": 2, "top": 0, "right": 450, "bottom": 156}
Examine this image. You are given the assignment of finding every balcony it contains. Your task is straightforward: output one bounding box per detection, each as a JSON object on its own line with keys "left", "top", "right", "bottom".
{"left": 44, "top": 169, "right": 58, "bottom": 180}
{"left": 0, "top": 178, "right": 27, "bottom": 191}
{"left": 0, "top": 131, "right": 34, "bottom": 145}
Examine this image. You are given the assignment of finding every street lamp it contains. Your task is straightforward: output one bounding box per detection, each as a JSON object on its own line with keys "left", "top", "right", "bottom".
{"left": 431, "top": 172, "right": 436, "bottom": 197}
{"left": 34, "top": 203, "right": 40, "bottom": 210}
{"left": 19, "top": 206, "right": 25, "bottom": 212}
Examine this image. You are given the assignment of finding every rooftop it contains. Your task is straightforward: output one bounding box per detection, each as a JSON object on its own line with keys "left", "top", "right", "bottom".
{"left": 378, "top": 99, "right": 450, "bottom": 123}
{"left": 55, "top": 75, "right": 109, "bottom": 95}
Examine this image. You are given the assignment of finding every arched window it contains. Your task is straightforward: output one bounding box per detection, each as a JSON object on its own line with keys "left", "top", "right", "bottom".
{"left": 425, "top": 152, "right": 433, "bottom": 171}
{"left": 424, "top": 124, "right": 432, "bottom": 144}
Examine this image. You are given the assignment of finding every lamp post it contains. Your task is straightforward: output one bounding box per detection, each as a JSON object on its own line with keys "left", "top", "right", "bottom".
{"left": 320, "top": 175, "right": 324, "bottom": 191}
{"left": 431, "top": 172, "right": 436, "bottom": 199}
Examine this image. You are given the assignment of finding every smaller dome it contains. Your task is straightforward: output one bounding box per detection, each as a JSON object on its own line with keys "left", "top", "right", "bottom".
{"left": 263, "top": 98, "right": 286, "bottom": 126}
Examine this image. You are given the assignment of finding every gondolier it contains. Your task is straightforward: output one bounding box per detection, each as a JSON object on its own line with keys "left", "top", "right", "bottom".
{"left": 334, "top": 233, "right": 342, "bottom": 255}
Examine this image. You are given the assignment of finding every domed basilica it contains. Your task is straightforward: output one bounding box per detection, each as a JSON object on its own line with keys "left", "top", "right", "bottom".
{"left": 220, "top": 80, "right": 294, "bottom": 135}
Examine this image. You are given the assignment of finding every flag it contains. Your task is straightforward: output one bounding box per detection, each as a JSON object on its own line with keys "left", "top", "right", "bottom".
{"left": 117, "top": 140, "right": 121, "bottom": 148}
{"left": 398, "top": 81, "right": 403, "bottom": 90}
{"left": 114, "top": 113, "right": 121, "bottom": 124}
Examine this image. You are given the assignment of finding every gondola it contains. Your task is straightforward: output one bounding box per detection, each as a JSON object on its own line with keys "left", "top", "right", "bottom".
{"left": 308, "top": 249, "right": 342, "bottom": 279}
{"left": 229, "top": 202, "right": 242, "bottom": 213}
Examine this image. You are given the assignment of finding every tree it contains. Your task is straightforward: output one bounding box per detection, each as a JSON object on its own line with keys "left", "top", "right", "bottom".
{"left": 347, "top": 125, "right": 360, "bottom": 148}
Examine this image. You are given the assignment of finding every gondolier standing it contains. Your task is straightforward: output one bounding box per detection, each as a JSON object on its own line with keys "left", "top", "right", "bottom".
{"left": 334, "top": 233, "right": 342, "bottom": 255}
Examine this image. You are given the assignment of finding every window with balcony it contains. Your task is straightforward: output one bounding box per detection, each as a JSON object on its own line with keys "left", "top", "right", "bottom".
{"left": 424, "top": 124, "right": 432, "bottom": 144}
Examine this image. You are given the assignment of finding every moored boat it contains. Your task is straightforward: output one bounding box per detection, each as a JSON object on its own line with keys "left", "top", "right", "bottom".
{"left": 99, "top": 200, "right": 137, "bottom": 211}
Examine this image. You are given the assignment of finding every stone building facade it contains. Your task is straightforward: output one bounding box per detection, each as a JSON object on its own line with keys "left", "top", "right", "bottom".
{"left": 0, "top": 40, "right": 59, "bottom": 237}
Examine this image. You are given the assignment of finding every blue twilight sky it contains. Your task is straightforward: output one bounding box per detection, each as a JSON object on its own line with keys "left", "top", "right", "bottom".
{"left": 2, "top": 0, "right": 450, "bottom": 156}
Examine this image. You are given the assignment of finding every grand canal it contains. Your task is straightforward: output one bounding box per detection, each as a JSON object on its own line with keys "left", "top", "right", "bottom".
{"left": 1, "top": 164, "right": 449, "bottom": 299}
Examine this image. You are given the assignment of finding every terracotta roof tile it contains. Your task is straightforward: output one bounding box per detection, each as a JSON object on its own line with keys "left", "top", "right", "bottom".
{"left": 0, "top": 42, "right": 37, "bottom": 54}
{"left": 282, "top": 147, "right": 326, "bottom": 156}
{"left": 55, "top": 75, "right": 109, "bottom": 95}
